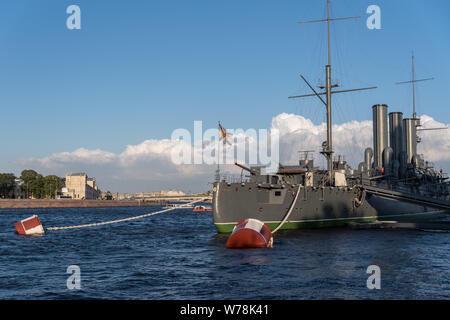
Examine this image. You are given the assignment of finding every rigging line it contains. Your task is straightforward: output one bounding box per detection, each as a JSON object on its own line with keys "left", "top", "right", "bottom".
{"left": 334, "top": 18, "right": 368, "bottom": 163}
{"left": 293, "top": 23, "right": 317, "bottom": 121}
{"left": 328, "top": 7, "right": 344, "bottom": 160}
{"left": 416, "top": 85, "right": 422, "bottom": 118}
{"left": 335, "top": 101, "right": 352, "bottom": 160}
{"left": 405, "top": 79, "right": 413, "bottom": 116}
{"left": 337, "top": 21, "right": 368, "bottom": 125}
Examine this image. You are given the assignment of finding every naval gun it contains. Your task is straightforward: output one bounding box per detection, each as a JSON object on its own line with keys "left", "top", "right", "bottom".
{"left": 234, "top": 162, "right": 257, "bottom": 175}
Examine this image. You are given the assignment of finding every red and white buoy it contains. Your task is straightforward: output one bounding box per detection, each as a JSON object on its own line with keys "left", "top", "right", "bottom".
{"left": 226, "top": 218, "right": 273, "bottom": 249}
{"left": 14, "top": 215, "right": 45, "bottom": 236}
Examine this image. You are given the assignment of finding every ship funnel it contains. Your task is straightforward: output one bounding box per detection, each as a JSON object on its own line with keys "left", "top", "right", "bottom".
{"left": 403, "top": 118, "right": 417, "bottom": 164}
{"left": 364, "top": 148, "right": 373, "bottom": 173}
{"left": 372, "top": 104, "right": 388, "bottom": 169}
{"left": 389, "top": 112, "right": 405, "bottom": 162}
{"left": 382, "top": 147, "right": 394, "bottom": 175}
{"left": 358, "top": 162, "right": 366, "bottom": 172}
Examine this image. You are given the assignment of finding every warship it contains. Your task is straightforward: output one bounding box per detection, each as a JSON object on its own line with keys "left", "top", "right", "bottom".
{"left": 212, "top": 0, "right": 450, "bottom": 233}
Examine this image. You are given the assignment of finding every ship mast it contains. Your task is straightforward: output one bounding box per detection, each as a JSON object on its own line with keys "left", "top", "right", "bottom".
{"left": 412, "top": 53, "right": 416, "bottom": 119}
{"left": 395, "top": 54, "right": 448, "bottom": 135}
{"left": 289, "top": 0, "right": 376, "bottom": 185}
{"left": 325, "top": 0, "right": 333, "bottom": 185}
{"left": 396, "top": 52, "right": 433, "bottom": 121}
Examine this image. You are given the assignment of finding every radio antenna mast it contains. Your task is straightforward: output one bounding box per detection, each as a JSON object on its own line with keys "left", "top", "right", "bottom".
{"left": 289, "top": 0, "right": 377, "bottom": 185}
{"left": 396, "top": 52, "right": 433, "bottom": 121}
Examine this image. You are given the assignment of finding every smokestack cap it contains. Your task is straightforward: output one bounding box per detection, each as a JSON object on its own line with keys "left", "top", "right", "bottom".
{"left": 372, "top": 104, "right": 388, "bottom": 109}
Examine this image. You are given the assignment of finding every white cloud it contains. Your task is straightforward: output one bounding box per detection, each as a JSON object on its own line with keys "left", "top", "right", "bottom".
{"left": 16, "top": 114, "right": 450, "bottom": 192}
{"left": 417, "top": 115, "right": 450, "bottom": 163}
{"left": 19, "top": 148, "right": 117, "bottom": 168}
{"left": 271, "top": 113, "right": 374, "bottom": 166}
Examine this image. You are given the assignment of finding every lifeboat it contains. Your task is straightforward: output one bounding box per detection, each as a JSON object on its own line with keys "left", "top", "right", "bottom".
{"left": 192, "top": 205, "right": 212, "bottom": 212}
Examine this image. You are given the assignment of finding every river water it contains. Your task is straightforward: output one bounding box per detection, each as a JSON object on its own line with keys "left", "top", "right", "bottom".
{"left": 0, "top": 206, "right": 448, "bottom": 299}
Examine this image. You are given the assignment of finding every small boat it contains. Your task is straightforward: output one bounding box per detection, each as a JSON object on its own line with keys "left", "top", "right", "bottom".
{"left": 192, "top": 205, "right": 213, "bottom": 212}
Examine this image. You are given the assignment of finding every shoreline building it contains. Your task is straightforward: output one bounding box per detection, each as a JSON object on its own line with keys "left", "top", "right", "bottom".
{"left": 62, "top": 172, "right": 99, "bottom": 200}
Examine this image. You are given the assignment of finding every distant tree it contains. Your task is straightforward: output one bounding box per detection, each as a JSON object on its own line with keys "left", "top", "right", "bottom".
{"left": 31, "top": 174, "right": 45, "bottom": 199}
{"left": 105, "top": 191, "right": 113, "bottom": 200}
{"left": 0, "top": 173, "right": 17, "bottom": 198}
{"left": 20, "top": 170, "right": 39, "bottom": 198}
{"left": 43, "top": 175, "right": 64, "bottom": 199}
{"left": 20, "top": 170, "right": 65, "bottom": 199}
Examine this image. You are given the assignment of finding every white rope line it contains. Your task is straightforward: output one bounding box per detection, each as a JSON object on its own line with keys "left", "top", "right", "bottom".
{"left": 46, "top": 200, "right": 203, "bottom": 231}
{"left": 272, "top": 186, "right": 302, "bottom": 234}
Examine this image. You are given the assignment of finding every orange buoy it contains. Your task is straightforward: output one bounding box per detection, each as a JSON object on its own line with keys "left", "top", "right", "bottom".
{"left": 226, "top": 218, "right": 273, "bottom": 249}
{"left": 14, "top": 215, "right": 45, "bottom": 236}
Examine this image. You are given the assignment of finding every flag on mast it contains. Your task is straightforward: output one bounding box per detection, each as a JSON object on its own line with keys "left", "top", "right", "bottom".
{"left": 216, "top": 122, "right": 232, "bottom": 182}
{"left": 218, "top": 122, "right": 232, "bottom": 145}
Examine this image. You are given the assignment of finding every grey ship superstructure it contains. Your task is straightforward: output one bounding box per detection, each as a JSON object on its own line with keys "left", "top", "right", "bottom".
{"left": 212, "top": 0, "right": 449, "bottom": 233}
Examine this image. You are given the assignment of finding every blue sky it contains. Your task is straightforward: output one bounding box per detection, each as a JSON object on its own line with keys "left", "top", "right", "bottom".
{"left": 0, "top": 0, "right": 449, "bottom": 191}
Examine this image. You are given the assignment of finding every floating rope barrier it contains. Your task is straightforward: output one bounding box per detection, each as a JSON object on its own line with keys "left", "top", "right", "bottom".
{"left": 45, "top": 200, "right": 203, "bottom": 232}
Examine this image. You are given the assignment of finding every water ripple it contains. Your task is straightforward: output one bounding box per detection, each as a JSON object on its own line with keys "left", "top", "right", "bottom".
{"left": 0, "top": 207, "right": 448, "bottom": 299}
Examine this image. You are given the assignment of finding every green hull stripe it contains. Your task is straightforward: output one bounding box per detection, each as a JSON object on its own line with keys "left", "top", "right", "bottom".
{"left": 214, "top": 217, "right": 378, "bottom": 233}
{"left": 214, "top": 211, "right": 448, "bottom": 233}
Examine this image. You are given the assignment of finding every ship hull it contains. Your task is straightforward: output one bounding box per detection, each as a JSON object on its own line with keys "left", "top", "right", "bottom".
{"left": 213, "top": 182, "right": 448, "bottom": 233}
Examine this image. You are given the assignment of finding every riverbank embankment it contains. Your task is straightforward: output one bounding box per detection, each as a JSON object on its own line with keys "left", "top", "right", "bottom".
{"left": 0, "top": 199, "right": 166, "bottom": 210}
